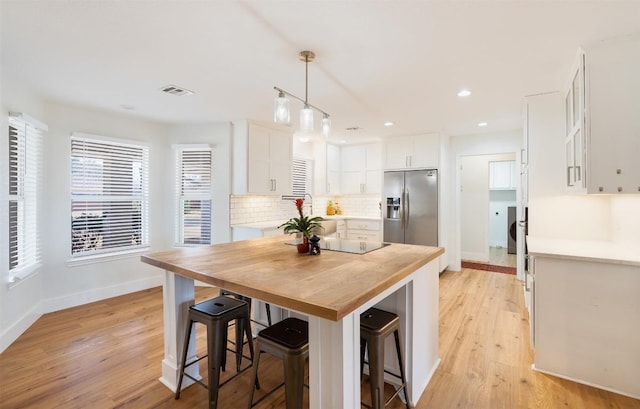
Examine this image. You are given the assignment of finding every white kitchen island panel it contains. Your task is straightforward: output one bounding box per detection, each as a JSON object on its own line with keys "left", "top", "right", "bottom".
{"left": 530, "top": 253, "right": 640, "bottom": 399}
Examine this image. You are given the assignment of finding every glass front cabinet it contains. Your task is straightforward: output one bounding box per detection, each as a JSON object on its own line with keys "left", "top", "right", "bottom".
{"left": 564, "top": 50, "right": 586, "bottom": 191}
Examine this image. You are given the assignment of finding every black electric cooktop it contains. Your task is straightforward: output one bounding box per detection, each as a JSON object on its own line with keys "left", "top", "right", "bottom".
{"left": 287, "top": 237, "right": 390, "bottom": 254}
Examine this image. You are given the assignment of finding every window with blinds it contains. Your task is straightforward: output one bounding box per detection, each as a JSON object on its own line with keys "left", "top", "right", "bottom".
{"left": 174, "top": 146, "right": 212, "bottom": 245}
{"left": 8, "top": 113, "right": 45, "bottom": 276}
{"left": 70, "top": 134, "right": 149, "bottom": 256}
{"left": 291, "top": 157, "right": 313, "bottom": 197}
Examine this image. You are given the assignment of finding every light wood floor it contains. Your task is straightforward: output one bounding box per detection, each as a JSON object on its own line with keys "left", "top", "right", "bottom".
{"left": 489, "top": 246, "right": 517, "bottom": 268}
{"left": 1, "top": 269, "right": 638, "bottom": 409}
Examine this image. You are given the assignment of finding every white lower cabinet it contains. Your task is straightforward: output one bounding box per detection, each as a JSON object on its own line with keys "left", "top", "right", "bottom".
{"left": 345, "top": 219, "right": 381, "bottom": 242}
{"left": 335, "top": 220, "right": 346, "bottom": 239}
{"left": 530, "top": 254, "right": 640, "bottom": 398}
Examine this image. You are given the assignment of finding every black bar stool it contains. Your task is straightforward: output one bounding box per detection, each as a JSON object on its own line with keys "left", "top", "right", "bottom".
{"left": 219, "top": 289, "right": 273, "bottom": 372}
{"left": 248, "top": 317, "right": 309, "bottom": 409}
{"left": 360, "top": 307, "right": 411, "bottom": 409}
{"left": 175, "top": 295, "right": 256, "bottom": 409}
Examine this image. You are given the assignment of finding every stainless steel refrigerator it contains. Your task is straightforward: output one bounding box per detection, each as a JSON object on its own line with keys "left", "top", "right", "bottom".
{"left": 383, "top": 169, "right": 438, "bottom": 246}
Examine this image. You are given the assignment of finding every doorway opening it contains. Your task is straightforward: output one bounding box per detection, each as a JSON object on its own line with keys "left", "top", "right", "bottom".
{"left": 459, "top": 153, "right": 517, "bottom": 275}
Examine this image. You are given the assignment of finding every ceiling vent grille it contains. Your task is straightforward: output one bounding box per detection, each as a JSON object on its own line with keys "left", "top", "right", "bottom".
{"left": 159, "top": 84, "right": 194, "bottom": 96}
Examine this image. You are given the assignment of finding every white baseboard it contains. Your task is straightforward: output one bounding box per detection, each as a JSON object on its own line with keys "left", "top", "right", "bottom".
{"left": 532, "top": 365, "right": 640, "bottom": 400}
{"left": 461, "top": 251, "right": 488, "bottom": 262}
{"left": 40, "top": 275, "right": 164, "bottom": 314}
{"left": 0, "top": 304, "right": 41, "bottom": 354}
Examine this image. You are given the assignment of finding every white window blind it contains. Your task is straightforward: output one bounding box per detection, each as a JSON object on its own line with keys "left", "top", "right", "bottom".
{"left": 8, "top": 113, "right": 45, "bottom": 277}
{"left": 291, "top": 157, "right": 313, "bottom": 197}
{"left": 70, "top": 134, "right": 149, "bottom": 256}
{"left": 174, "top": 146, "right": 212, "bottom": 245}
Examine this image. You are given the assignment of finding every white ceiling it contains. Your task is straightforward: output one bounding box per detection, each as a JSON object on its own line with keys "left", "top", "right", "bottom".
{"left": 2, "top": 1, "right": 639, "bottom": 143}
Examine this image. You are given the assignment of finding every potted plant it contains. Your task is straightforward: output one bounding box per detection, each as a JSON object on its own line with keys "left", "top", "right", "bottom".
{"left": 279, "top": 198, "right": 324, "bottom": 253}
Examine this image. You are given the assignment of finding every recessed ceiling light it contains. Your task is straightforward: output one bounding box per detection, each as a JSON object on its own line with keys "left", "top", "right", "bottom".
{"left": 478, "top": 122, "right": 488, "bottom": 127}
{"left": 384, "top": 121, "right": 395, "bottom": 127}
{"left": 457, "top": 89, "right": 471, "bottom": 97}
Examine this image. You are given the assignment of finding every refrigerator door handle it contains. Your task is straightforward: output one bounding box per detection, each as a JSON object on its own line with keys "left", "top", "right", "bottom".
{"left": 401, "top": 187, "right": 406, "bottom": 229}
{"left": 405, "top": 188, "right": 410, "bottom": 226}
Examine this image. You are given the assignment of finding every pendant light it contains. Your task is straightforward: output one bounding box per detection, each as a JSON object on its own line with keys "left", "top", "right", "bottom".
{"left": 274, "top": 50, "right": 331, "bottom": 136}
{"left": 321, "top": 114, "right": 331, "bottom": 138}
{"left": 274, "top": 91, "right": 290, "bottom": 124}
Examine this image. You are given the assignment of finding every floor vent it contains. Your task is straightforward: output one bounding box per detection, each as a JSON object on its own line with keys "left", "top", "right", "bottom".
{"left": 159, "top": 84, "right": 194, "bottom": 96}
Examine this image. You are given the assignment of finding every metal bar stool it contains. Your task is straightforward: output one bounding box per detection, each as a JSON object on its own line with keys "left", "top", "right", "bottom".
{"left": 219, "top": 289, "right": 273, "bottom": 372}
{"left": 360, "top": 307, "right": 411, "bottom": 409}
{"left": 248, "top": 317, "right": 309, "bottom": 409}
{"left": 175, "top": 295, "right": 256, "bottom": 409}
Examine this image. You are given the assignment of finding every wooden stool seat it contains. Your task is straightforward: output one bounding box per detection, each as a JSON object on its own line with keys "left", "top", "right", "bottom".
{"left": 248, "top": 317, "right": 309, "bottom": 409}
{"left": 360, "top": 307, "right": 410, "bottom": 409}
{"left": 175, "top": 295, "right": 255, "bottom": 409}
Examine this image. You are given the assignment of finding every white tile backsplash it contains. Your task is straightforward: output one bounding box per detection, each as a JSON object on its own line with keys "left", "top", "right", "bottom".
{"left": 229, "top": 194, "right": 382, "bottom": 225}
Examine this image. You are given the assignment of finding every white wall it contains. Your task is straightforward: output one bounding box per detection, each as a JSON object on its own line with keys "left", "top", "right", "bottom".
{"left": 489, "top": 190, "right": 517, "bottom": 248}
{"left": 459, "top": 152, "right": 516, "bottom": 262}
{"left": 0, "top": 76, "right": 47, "bottom": 352}
{"left": 449, "top": 130, "right": 523, "bottom": 270}
{"left": 40, "top": 102, "right": 169, "bottom": 313}
{"left": 0, "top": 79, "right": 236, "bottom": 352}
{"left": 166, "top": 123, "right": 233, "bottom": 244}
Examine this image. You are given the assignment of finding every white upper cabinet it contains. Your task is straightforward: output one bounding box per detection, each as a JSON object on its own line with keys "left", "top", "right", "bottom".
{"left": 489, "top": 161, "right": 517, "bottom": 190}
{"left": 384, "top": 133, "right": 440, "bottom": 170}
{"left": 562, "top": 35, "right": 640, "bottom": 194}
{"left": 563, "top": 50, "right": 587, "bottom": 192}
{"left": 326, "top": 143, "right": 342, "bottom": 194}
{"left": 232, "top": 120, "right": 292, "bottom": 195}
{"left": 583, "top": 35, "right": 640, "bottom": 194}
{"left": 340, "top": 143, "right": 382, "bottom": 194}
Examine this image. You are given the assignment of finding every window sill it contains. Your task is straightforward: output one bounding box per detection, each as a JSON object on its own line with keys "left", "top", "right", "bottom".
{"left": 66, "top": 247, "right": 150, "bottom": 267}
{"left": 7, "top": 263, "right": 42, "bottom": 289}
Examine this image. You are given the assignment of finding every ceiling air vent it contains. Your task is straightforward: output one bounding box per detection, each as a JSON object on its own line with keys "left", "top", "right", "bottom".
{"left": 159, "top": 84, "right": 194, "bottom": 96}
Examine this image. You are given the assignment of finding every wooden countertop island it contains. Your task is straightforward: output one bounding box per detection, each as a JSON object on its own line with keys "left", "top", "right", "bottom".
{"left": 142, "top": 235, "right": 444, "bottom": 408}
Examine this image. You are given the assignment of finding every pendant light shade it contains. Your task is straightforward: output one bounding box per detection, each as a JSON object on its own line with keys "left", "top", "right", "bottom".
{"left": 300, "top": 105, "right": 314, "bottom": 132}
{"left": 321, "top": 114, "right": 331, "bottom": 138}
{"left": 274, "top": 91, "right": 291, "bottom": 124}
{"left": 273, "top": 50, "right": 331, "bottom": 136}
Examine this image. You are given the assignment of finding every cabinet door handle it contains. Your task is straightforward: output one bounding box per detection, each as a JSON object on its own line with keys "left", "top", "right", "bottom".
{"left": 567, "top": 166, "right": 574, "bottom": 187}
{"left": 574, "top": 165, "right": 581, "bottom": 182}
{"left": 524, "top": 255, "right": 530, "bottom": 292}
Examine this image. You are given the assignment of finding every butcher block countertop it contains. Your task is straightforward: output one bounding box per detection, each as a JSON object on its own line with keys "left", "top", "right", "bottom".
{"left": 141, "top": 235, "right": 443, "bottom": 321}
